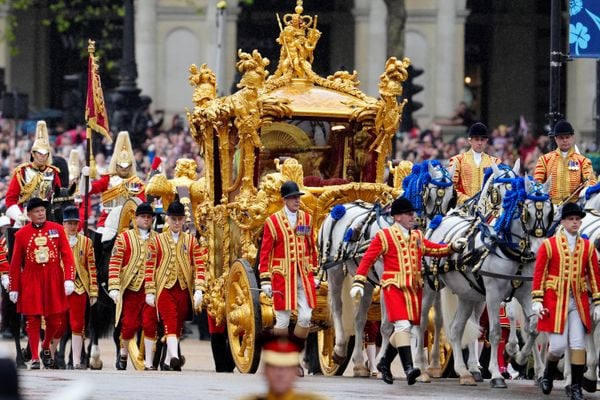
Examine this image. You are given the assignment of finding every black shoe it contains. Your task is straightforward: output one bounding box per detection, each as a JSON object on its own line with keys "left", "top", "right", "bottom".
{"left": 541, "top": 360, "right": 559, "bottom": 395}
{"left": 74, "top": 364, "right": 87, "bottom": 370}
{"left": 30, "top": 360, "right": 40, "bottom": 370}
{"left": 376, "top": 345, "right": 397, "bottom": 384}
{"left": 397, "top": 346, "right": 420, "bottom": 385}
{"left": 40, "top": 350, "right": 54, "bottom": 369}
{"left": 160, "top": 362, "right": 173, "bottom": 371}
{"left": 144, "top": 366, "right": 157, "bottom": 371}
{"left": 170, "top": 357, "right": 181, "bottom": 371}
{"left": 115, "top": 355, "right": 127, "bottom": 371}
{"left": 570, "top": 364, "right": 585, "bottom": 400}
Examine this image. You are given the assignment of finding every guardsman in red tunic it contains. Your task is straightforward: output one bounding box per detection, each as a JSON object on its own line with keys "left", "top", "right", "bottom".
{"left": 534, "top": 120, "right": 596, "bottom": 205}
{"left": 0, "top": 215, "right": 10, "bottom": 290}
{"left": 532, "top": 203, "right": 600, "bottom": 399}
{"left": 351, "top": 197, "right": 466, "bottom": 385}
{"left": 448, "top": 122, "right": 501, "bottom": 205}
{"left": 5, "top": 121, "right": 62, "bottom": 227}
{"left": 8, "top": 197, "right": 75, "bottom": 370}
{"left": 80, "top": 131, "right": 145, "bottom": 232}
{"left": 108, "top": 202, "right": 158, "bottom": 370}
{"left": 62, "top": 205, "right": 98, "bottom": 369}
{"left": 259, "top": 181, "right": 318, "bottom": 377}
{"left": 145, "top": 201, "right": 205, "bottom": 371}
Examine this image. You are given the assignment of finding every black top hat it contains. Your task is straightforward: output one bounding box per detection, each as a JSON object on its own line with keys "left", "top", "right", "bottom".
{"left": 26, "top": 197, "right": 49, "bottom": 211}
{"left": 62, "top": 206, "right": 80, "bottom": 222}
{"left": 135, "top": 202, "right": 155, "bottom": 216}
{"left": 391, "top": 197, "right": 416, "bottom": 216}
{"left": 280, "top": 181, "right": 304, "bottom": 199}
{"left": 167, "top": 201, "right": 186, "bottom": 217}
{"left": 560, "top": 202, "right": 586, "bottom": 220}
{"left": 467, "top": 122, "right": 489, "bottom": 137}
{"left": 552, "top": 119, "right": 574, "bottom": 136}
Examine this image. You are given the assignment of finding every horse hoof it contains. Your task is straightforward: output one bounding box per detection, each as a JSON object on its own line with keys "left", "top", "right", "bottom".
{"left": 353, "top": 365, "right": 370, "bottom": 377}
{"left": 89, "top": 360, "right": 103, "bottom": 370}
{"left": 582, "top": 377, "right": 597, "bottom": 393}
{"left": 471, "top": 371, "right": 483, "bottom": 382}
{"left": 425, "top": 367, "right": 442, "bottom": 378}
{"left": 490, "top": 378, "right": 507, "bottom": 389}
{"left": 418, "top": 372, "right": 432, "bottom": 383}
{"left": 459, "top": 375, "right": 477, "bottom": 386}
{"left": 332, "top": 352, "right": 346, "bottom": 365}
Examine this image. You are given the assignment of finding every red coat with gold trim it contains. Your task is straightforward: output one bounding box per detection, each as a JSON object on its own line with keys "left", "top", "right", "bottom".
{"left": 449, "top": 149, "right": 501, "bottom": 205}
{"left": 9, "top": 221, "right": 75, "bottom": 315}
{"left": 259, "top": 209, "right": 318, "bottom": 311}
{"left": 534, "top": 148, "right": 596, "bottom": 204}
{"left": 0, "top": 236, "right": 9, "bottom": 275}
{"left": 6, "top": 163, "right": 62, "bottom": 211}
{"left": 355, "top": 225, "right": 452, "bottom": 323}
{"left": 532, "top": 232, "right": 600, "bottom": 334}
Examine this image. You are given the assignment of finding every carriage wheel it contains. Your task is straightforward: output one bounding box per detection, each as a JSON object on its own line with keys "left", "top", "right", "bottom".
{"left": 316, "top": 327, "right": 354, "bottom": 376}
{"left": 425, "top": 324, "right": 453, "bottom": 377}
{"left": 226, "top": 258, "right": 262, "bottom": 373}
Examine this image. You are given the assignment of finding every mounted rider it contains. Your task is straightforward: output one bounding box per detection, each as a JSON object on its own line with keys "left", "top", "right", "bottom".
{"left": 448, "top": 122, "right": 501, "bottom": 206}
{"left": 81, "top": 131, "right": 145, "bottom": 232}
{"left": 5, "top": 121, "right": 63, "bottom": 227}
{"left": 534, "top": 119, "right": 596, "bottom": 205}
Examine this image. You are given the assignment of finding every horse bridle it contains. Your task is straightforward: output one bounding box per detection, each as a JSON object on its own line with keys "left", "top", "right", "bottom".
{"left": 421, "top": 173, "right": 455, "bottom": 222}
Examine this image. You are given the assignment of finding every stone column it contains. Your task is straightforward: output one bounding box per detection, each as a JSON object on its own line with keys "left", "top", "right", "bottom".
{"left": 135, "top": 0, "right": 157, "bottom": 100}
{"left": 353, "top": 0, "right": 386, "bottom": 97}
{"left": 567, "top": 59, "right": 596, "bottom": 143}
{"left": 435, "top": 0, "right": 456, "bottom": 117}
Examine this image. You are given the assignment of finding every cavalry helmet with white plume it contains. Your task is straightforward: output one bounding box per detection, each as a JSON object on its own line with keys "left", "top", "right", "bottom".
{"left": 108, "top": 131, "right": 137, "bottom": 176}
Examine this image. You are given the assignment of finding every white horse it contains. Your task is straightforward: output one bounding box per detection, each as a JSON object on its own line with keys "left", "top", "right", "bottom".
{"left": 427, "top": 172, "right": 552, "bottom": 388}
{"left": 318, "top": 160, "right": 456, "bottom": 377}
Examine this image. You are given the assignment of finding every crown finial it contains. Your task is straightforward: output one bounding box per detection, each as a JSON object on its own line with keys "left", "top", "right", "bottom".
{"left": 295, "top": 0, "right": 303, "bottom": 15}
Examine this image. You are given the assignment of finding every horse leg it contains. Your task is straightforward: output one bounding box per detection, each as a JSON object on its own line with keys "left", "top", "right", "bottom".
{"left": 467, "top": 303, "right": 485, "bottom": 382}
{"left": 448, "top": 300, "right": 477, "bottom": 385}
{"left": 351, "top": 283, "right": 373, "bottom": 377}
{"left": 328, "top": 267, "right": 348, "bottom": 363}
{"left": 428, "top": 292, "right": 444, "bottom": 378}
{"left": 486, "top": 301, "right": 507, "bottom": 388}
{"left": 505, "top": 300, "right": 519, "bottom": 359}
{"left": 11, "top": 312, "right": 27, "bottom": 369}
{"left": 513, "top": 287, "right": 539, "bottom": 367}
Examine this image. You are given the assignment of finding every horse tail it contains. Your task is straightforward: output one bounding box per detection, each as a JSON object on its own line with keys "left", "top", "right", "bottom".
{"left": 440, "top": 287, "right": 480, "bottom": 348}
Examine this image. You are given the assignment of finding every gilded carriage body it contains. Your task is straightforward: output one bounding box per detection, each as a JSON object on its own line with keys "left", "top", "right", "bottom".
{"left": 187, "top": 1, "right": 411, "bottom": 374}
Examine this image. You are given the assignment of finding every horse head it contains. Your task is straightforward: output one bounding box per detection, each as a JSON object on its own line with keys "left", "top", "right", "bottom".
{"left": 477, "top": 159, "right": 520, "bottom": 219}
{"left": 580, "top": 181, "right": 600, "bottom": 211}
{"left": 523, "top": 176, "right": 553, "bottom": 251}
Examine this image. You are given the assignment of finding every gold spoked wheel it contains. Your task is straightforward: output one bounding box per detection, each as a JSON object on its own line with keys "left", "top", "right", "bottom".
{"left": 226, "top": 258, "right": 262, "bottom": 373}
{"left": 317, "top": 327, "right": 352, "bottom": 376}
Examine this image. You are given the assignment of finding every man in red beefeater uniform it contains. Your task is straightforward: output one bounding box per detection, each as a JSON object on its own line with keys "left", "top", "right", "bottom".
{"left": 145, "top": 201, "right": 205, "bottom": 371}
{"left": 107, "top": 202, "right": 158, "bottom": 371}
{"left": 5, "top": 121, "right": 62, "bottom": 227}
{"left": 532, "top": 202, "right": 600, "bottom": 400}
{"left": 259, "top": 181, "right": 319, "bottom": 377}
{"left": 351, "top": 196, "right": 466, "bottom": 385}
{"left": 8, "top": 197, "right": 75, "bottom": 370}
{"left": 80, "top": 131, "right": 145, "bottom": 232}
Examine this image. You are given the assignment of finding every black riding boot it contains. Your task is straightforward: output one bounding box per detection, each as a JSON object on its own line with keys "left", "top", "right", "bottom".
{"left": 377, "top": 345, "right": 397, "bottom": 384}
{"left": 397, "top": 346, "right": 421, "bottom": 385}
{"left": 540, "top": 359, "right": 559, "bottom": 395}
{"left": 570, "top": 364, "right": 585, "bottom": 400}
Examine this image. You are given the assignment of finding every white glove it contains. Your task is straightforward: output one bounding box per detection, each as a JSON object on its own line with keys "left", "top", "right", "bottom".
{"left": 261, "top": 283, "right": 272, "bottom": 298}
{"left": 89, "top": 297, "right": 97, "bottom": 307}
{"left": 193, "top": 290, "right": 203, "bottom": 308}
{"left": 145, "top": 293, "right": 155, "bottom": 307}
{"left": 350, "top": 285, "right": 364, "bottom": 299}
{"left": 6, "top": 204, "right": 23, "bottom": 222}
{"left": 594, "top": 305, "right": 600, "bottom": 323}
{"left": 451, "top": 237, "right": 468, "bottom": 252}
{"left": 9, "top": 291, "right": 18, "bottom": 303}
{"left": 1, "top": 275, "right": 9, "bottom": 290}
{"left": 81, "top": 166, "right": 90, "bottom": 177}
{"left": 532, "top": 302, "right": 545, "bottom": 318}
{"left": 64, "top": 280, "right": 75, "bottom": 296}
{"left": 109, "top": 289, "right": 120, "bottom": 304}
{"left": 314, "top": 277, "right": 321, "bottom": 289}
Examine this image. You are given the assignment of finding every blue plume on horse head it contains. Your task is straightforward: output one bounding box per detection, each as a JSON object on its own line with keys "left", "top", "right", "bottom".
{"left": 493, "top": 176, "right": 527, "bottom": 242}
{"left": 402, "top": 160, "right": 436, "bottom": 216}
{"left": 330, "top": 204, "right": 347, "bottom": 221}
{"left": 483, "top": 163, "right": 513, "bottom": 188}
{"left": 585, "top": 181, "right": 600, "bottom": 200}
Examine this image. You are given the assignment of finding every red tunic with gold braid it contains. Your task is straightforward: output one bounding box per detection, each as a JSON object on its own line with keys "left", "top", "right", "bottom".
{"left": 144, "top": 231, "right": 205, "bottom": 304}
{"left": 534, "top": 148, "right": 596, "bottom": 204}
{"left": 5, "top": 163, "right": 62, "bottom": 211}
{"left": 532, "top": 231, "right": 600, "bottom": 334}
{"left": 259, "top": 209, "right": 318, "bottom": 311}
{"left": 87, "top": 174, "right": 146, "bottom": 227}
{"left": 355, "top": 225, "right": 452, "bottom": 323}
{"left": 9, "top": 221, "right": 75, "bottom": 315}
{"left": 108, "top": 229, "right": 157, "bottom": 324}
{"left": 449, "top": 149, "right": 501, "bottom": 205}
{"left": 0, "top": 236, "right": 9, "bottom": 275}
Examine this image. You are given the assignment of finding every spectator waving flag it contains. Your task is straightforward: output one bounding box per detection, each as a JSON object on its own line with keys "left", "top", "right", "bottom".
{"left": 85, "top": 39, "right": 112, "bottom": 143}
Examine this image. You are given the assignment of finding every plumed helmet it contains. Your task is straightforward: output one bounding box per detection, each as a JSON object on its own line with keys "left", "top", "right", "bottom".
{"left": 108, "top": 131, "right": 137, "bottom": 175}
{"left": 552, "top": 119, "right": 574, "bottom": 136}
{"left": 280, "top": 181, "right": 304, "bottom": 199}
{"left": 390, "top": 197, "right": 416, "bottom": 216}
{"left": 560, "top": 202, "right": 586, "bottom": 220}
{"left": 68, "top": 149, "right": 80, "bottom": 182}
{"left": 62, "top": 205, "right": 80, "bottom": 222}
{"left": 31, "top": 120, "right": 53, "bottom": 164}
{"left": 467, "top": 122, "right": 489, "bottom": 137}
